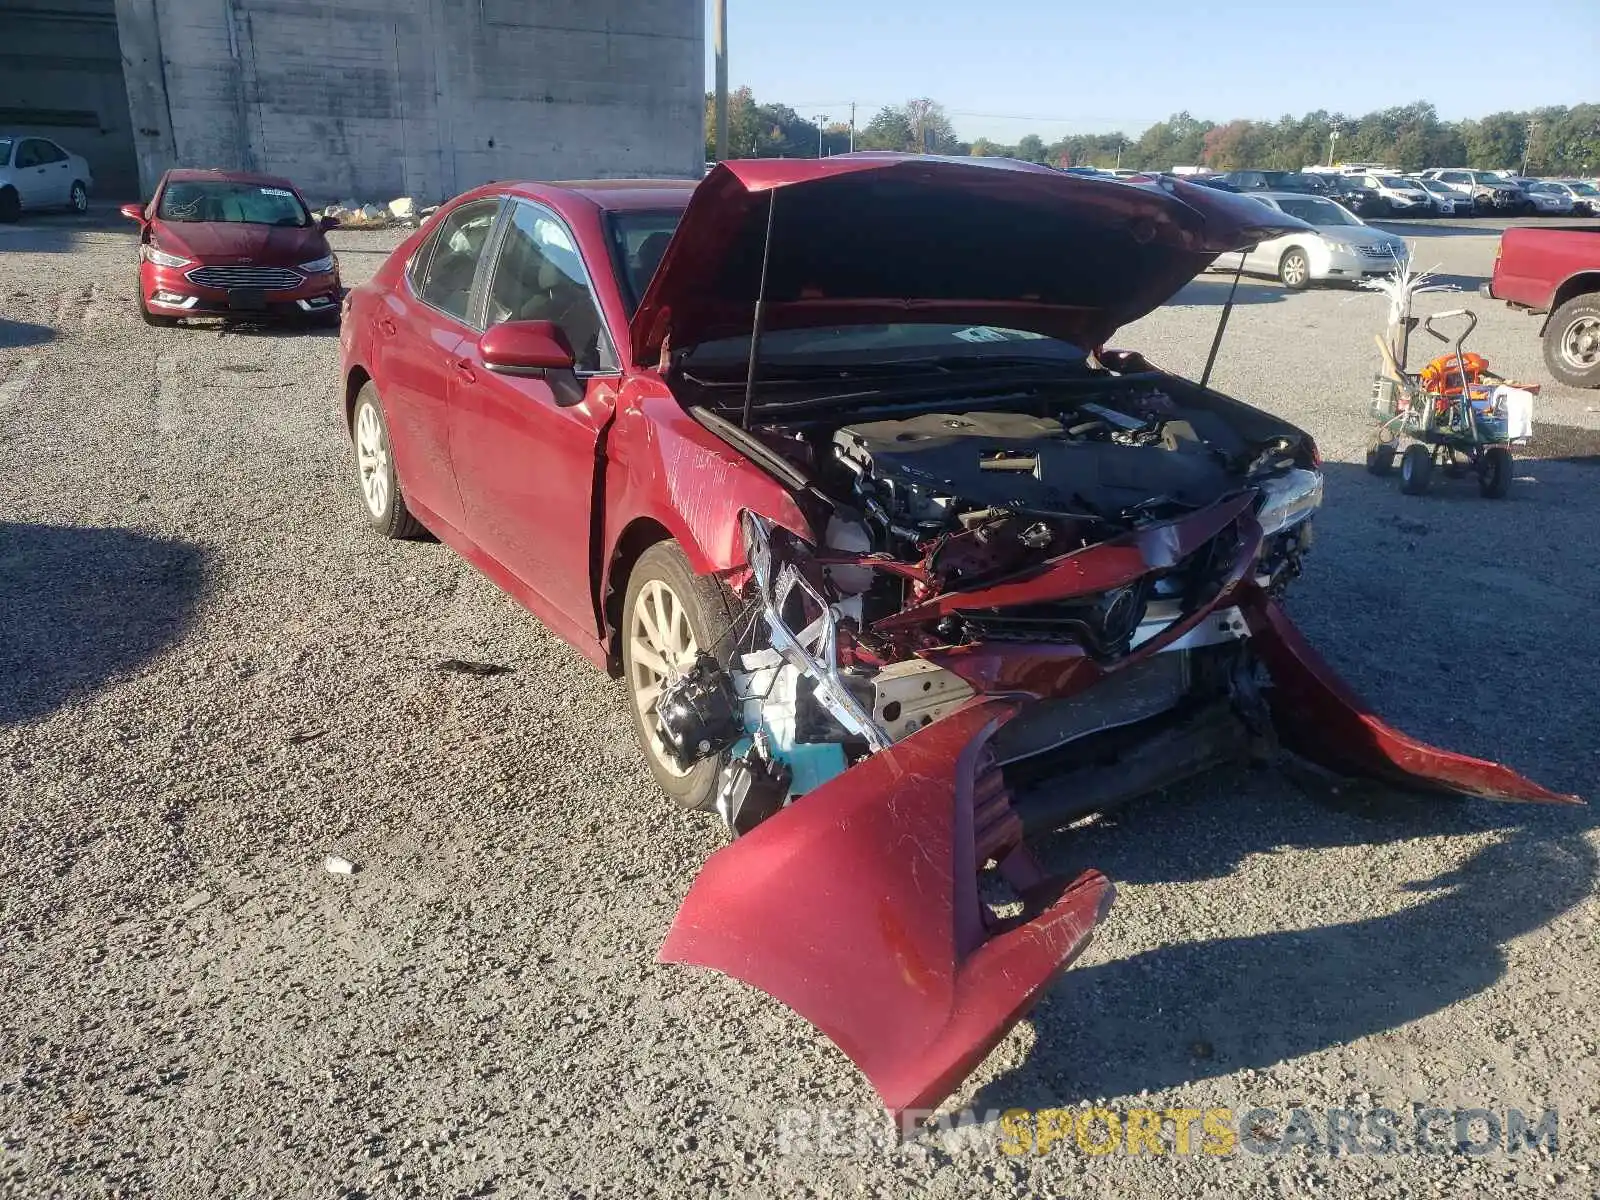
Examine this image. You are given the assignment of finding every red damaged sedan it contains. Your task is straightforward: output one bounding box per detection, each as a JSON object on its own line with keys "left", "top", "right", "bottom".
{"left": 337, "top": 156, "right": 1578, "bottom": 1122}
{"left": 120, "top": 168, "right": 342, "bottom": 326}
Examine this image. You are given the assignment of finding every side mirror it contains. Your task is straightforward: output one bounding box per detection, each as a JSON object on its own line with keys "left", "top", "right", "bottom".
{"left": 319, "top": 214, "right": 341, "bottom": 231}
{"left": 478, "top": 320, "right": 575, "bottom": 377}
{"left": 119, "top": 203, "right": 145, "bottom": 223}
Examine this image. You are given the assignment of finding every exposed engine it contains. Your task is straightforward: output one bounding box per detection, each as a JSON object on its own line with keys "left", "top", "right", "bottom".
{"left": 658, "top": 376, "right": 1323, "bottom": 838}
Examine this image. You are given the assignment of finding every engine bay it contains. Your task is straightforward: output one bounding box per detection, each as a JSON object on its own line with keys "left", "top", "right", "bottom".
{"left": 658, "top": 369, "right": 1323, "bottom": 836}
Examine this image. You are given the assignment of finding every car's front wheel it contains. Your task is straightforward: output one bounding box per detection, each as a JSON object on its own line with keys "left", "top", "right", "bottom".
{"left": 351, "top": 384, "right": 424, "bottom": 538}
{"left": 1542, "top": 295, "right": 1600, "bottom": 388}
{"left": 1278, "top": 248, "right": 1311, "bottom": 290}
{"left": 622, "top": 540, "right": 742, "bottom": 812}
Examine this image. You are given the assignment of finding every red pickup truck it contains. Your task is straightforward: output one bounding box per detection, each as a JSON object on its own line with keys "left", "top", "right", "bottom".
{"left": 1485, "top": 226, "right": 1600, "bottom": 387}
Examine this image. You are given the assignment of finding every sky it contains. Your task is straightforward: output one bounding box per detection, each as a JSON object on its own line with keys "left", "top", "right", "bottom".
{"left": 705, "top": 0, "right": 1597, "bottom": 142}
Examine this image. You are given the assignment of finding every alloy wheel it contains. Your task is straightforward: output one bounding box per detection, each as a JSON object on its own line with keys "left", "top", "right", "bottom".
{"left": 1281, "top": 253, "right": 1308, "bottom": 288}
{"left": 1559, "top": 315, "right": 1600, "bottom": 372}
{"left": 354, "top": 402, "right": 390, "bottom": 518}
{"left": 628, "top": 578, "right": 700, "bottom": 778}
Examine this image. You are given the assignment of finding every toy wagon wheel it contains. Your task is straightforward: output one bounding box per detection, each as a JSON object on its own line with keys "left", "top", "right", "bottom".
{"left": 1478, "top": 446, "right": 1512, "bottom": 499}
{"left": 1400, "top": 444, "right": 1434, "bottom": 495}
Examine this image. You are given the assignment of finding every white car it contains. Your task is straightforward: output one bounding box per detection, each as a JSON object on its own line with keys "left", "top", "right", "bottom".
{"left": 0, "top": 135, "right": 94, "bottom": 222}
{"left": 1354, "top": 173, "right": 1433, "bottom": 216}
{"left": 1214, "top": 192, "right": 1408, "bottom": 288}
{"left": 1411, "top": 176, "right": 1462, "bottom": 215}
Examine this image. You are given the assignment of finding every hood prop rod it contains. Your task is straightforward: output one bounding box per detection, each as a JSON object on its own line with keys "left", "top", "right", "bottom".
{"left": 741, "top": 189, "right": 778, "bottom": 429}
{"left": 1200, "top": 248, "right": 1248, "bottom": 389}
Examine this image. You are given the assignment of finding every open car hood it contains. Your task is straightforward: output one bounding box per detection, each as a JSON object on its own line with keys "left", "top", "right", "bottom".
{"left": 630, "top": 155, "right": 1308, "bottom": 363}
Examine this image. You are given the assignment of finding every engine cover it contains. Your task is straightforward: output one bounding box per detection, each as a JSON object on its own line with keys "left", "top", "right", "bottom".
{"left": 832, "top": 410, "right": 1233, "bottom": 524}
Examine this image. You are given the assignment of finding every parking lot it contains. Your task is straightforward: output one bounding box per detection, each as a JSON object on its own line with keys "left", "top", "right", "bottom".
{"left": 2, "top": 210, "right": 1597, "bottom": 1198}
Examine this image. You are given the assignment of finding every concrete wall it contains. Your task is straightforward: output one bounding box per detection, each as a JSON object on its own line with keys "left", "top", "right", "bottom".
{"left": 0, "top": 0, "right": 141, "bottom": 199}
{"left": 113, "top": 0, "right": 705, "bottom": 205}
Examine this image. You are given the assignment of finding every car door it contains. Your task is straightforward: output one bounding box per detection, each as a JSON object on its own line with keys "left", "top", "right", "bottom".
{"left": 448, "top": 198, "right": 621, "bottom": 642}
{"left": 373, "top": 196, "right": 503, "bottom": 534}
{"left": 32, "top": 140, "right": 71, "bottom": 206}
{"left": 12, "top": 140, "right": 51, "bottom": 207}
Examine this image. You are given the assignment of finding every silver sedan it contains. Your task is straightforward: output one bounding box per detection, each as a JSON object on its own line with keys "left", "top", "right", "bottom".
{"left": 1213, "top": 192, "right": 1408, "bottom": 289}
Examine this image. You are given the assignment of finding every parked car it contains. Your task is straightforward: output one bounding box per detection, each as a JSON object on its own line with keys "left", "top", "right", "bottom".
{"left": 118, "top": 169, "right": 342, "bottom": 326}
{"left": 1352, "top": 173, "right": 1433, "bottom": 217}
{"left": 337, "top": 156, "right": 1566, "bottom": 1118}
{"left": 1412, "top": 176, "right": 1464, "bottom": 216}
{"left": 1522, "top": 181, "right": 1578, "bottom": 216}
{"left": 1216, "top": 191, "right": 1407, "bottom": 287}
{"left": 1418, "top": 169, "right": 1525, "bottom": 214}
{"left": 0, "top": 134, "right": 93, "bottom": 221}
{"left": 1307, "top": 173, "right": 1386, "bottom": 218}
{"left": 1214, "top": 170, "right": 1321, "bottom": 193}
{"left": 1539, "top": 179, "right": 1600, "bottom": 216}
{"left": 1485, "top": 224, "right": 1600, "bottom": 387}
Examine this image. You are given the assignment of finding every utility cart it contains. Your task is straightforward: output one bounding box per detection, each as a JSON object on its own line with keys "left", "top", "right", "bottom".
{"left": 1366, "top": 308, "right": 1535, "bottom": 498}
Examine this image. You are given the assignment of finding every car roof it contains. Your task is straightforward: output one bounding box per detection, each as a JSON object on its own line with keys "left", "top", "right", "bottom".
{"left": 1255, "top": 191, "right": 1334, "bottom": 201}
{"left": 515, "top": 178, "right": 699, "bottom": 212}
{"left": 162, "top": 167, "right": 302, "bottom": 190}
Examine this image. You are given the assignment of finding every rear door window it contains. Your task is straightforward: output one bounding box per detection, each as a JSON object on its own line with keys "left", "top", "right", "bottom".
{"left": 414, "top": 199, "right": 502, "bottom": 324}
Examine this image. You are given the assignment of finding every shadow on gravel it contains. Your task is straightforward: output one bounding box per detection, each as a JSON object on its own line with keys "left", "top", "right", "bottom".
{"left": 0, "top": 317, "right": 56, "bottom": 348}
{"left": 0, "top": 523, "right": 205, "bottom": 726}
{"left": 966, "top": 455, "right": 1595, "bottom": 1111}
{"left": 969, "top": 782, "right": 1595, "bottom": 1110}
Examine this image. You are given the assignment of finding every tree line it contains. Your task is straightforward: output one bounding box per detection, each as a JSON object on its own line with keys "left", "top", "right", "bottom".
{"left": 707, "top": 92, "right": 1600, "bottom": 176}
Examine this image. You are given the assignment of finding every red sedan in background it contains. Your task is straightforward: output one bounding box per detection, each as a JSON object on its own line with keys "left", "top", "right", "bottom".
{"left": 336, "top": 157, "right": 1575, "bottom": 1122}
{"left": 120, "top": 168, "right": 342, "bottom": 327}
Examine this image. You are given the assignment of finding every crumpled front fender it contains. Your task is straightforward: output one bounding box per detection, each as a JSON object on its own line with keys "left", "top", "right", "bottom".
{"left": 660, "top": 698, "right": 1114, "bottom": 1120}
{"left": 1242, "top": 590, "right": 1581, "bottom": 805}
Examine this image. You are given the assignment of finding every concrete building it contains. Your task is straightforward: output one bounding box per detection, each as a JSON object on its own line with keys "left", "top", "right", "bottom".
{"left": 4, "top": 0, "right": 704, "bottom": 206}
{"left": 0, "top": 0, "right": 141, "bottom": 197}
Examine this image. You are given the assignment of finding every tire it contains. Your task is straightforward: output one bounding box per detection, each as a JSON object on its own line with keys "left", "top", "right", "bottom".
{"left": 137, "top": 290, "right": 179, "bottom": 328}
{"left": 1278, "top": 248, "right": 1311, "bottom": 290}
{"left": 69, "top": 181, "right": 88, "bottom": 213}
{"left": 1400, "top": 444, "right": 1434, "bottom": 495}
{"left": 1541, "top": 294, "right": 1600, "bottom": 388}
{"left": 1478, "top": 446, "right": 1512, "bottom": 499}
{"left": 350, "top": 384, "right": 425, "bottom": 539}
{"left": 0, "top": 187, "right": 18, "bottom": 223}
{"left": 1365, "top": 444, "right": 1396, "bottom": 476}
{"left": 621, "top": 540, "right": 743, "bottom": 812}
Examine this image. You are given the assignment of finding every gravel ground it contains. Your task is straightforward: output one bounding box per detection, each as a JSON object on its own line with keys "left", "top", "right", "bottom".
{"left": 1, "top": 210, "right": 1597, "bottom": 1199}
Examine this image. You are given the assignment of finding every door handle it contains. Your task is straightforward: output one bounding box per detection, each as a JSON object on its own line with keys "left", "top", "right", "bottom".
{"left": 453, "top": 358, "right": 477, "bottom": 383}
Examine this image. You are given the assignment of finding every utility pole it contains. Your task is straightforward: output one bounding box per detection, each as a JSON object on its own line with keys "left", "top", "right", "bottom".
{"left": 1115, "top": 140, "right": 1124, "bottom": 169}
{"left": 849, "top": 102, "right": 856, "bottom": 153}
{"left": 713, "top": 0, "right": 728, "bottom": 161}
{"left": 818, "top": 113, "right": 828, "bottom": 158}
{"left": 1522, "top": 119, "right": 1539, "bottom": 176}
{"left": 1327, "top": 123, "right": 1341, "bottom": 167}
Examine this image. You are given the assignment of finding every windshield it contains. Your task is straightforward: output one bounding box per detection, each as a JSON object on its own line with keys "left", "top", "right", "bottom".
{"left": 605, "top": 210, "right": 683, "bottom": 313}
{"left": 1262, "top": 172, "right": 1318, "bottom": 191}
{"left": 1377, "top": 176, "right": 1414, "bottom": 189}
{"left": 1564, "top": 181, "right": 1599, "bottom": 196}
{"left": 683, "top": 324, "right": 1089, "bottom": 373}
{"left": 1274, "top": 196, "right": 1361, "bottom": 226}
{"left": 156, "top": 180, "right": 310, "bottom": 226}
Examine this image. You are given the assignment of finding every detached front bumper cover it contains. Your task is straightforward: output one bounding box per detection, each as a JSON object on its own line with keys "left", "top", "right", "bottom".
{"left": 661, "top": 699, "right": 1114, "bottom": 1122}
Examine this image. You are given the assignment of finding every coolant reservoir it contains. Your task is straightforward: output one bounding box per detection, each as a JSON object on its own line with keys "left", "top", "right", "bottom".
{"left": 823, "top": 514, "right": 875, "bottom": 596}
